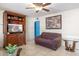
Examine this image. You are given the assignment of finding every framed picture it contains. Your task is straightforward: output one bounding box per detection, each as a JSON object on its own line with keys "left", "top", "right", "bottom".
{"left": 46, "top": 15, "right": 62, "bottom": 29}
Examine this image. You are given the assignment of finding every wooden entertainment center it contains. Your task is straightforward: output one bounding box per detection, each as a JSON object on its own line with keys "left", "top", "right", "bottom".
{"left": 3, "top": 11, "right": 26, "bottom": 47}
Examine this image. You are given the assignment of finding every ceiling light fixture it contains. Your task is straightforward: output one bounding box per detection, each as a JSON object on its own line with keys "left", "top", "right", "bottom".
{"left": 25, "top": 3, "right": 51, "bottom": 13}
{"left": 35, "top": 6, "right": 42, "bottom": 10}
{"left": 32, "top": 4, "right": 42, "bottom": 11}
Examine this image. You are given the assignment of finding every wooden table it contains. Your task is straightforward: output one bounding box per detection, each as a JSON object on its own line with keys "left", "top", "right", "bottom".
{"left": 64, "top": 39, "right": 79, "bottom": 52}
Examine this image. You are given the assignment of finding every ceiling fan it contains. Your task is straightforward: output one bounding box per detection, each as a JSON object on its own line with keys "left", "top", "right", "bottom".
{"left": 25, "top": 3, "right": 51, "bottom": 13}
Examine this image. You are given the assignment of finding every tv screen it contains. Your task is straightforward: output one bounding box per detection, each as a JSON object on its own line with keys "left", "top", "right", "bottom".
{"left": 8, "top": 24, "right": 23, "bottom": 32}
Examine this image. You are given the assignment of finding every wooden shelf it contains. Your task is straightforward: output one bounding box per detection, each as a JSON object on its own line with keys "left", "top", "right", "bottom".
{"left": 3, "top": 11, "right": 26, "bottom": 47}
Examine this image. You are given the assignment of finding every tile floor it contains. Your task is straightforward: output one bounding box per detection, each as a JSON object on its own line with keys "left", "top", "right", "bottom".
{"left": 0, "top": 41, "right": 79, "bottom": 56}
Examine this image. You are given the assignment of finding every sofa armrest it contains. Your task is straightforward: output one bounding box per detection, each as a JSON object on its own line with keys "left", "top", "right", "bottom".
{"left": 54, "top": 36, "right": 61, "bottom": 47}
{"left": 35, "top": 36, "right": 42, "bottom": 44}
{"left": 35, "top": 36, "right": 41, "bottom": 39}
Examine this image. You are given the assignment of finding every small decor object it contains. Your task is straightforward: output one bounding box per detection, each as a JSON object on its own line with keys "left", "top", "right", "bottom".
{"left": 46, "top": 15, "right": 62, "bottom": 29}
{"left": 8, "top": 16, "right": 11, "bottom": 19}
{"left": 5, "top": 44, "right": 17, "bottom": 56}
{"left": 19, "top": 18, "right": 22, "bottom": 21}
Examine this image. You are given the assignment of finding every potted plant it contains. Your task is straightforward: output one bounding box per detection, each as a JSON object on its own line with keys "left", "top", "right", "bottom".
{"left": 5, "top": 44, "right": 17, "bottom": 56}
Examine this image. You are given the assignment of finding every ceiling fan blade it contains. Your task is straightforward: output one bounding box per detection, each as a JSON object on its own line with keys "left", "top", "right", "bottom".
{"left": 33, "top": 3, "right": 43, "bottom": 7}
{"left": 42, "top": 8, "right": 50, "bottom": 12}
{"left": 43, "top": 3, "right": 51, "bottom": 7}
{"left": 25, "top": 7, "right": 35, "bottom": 9}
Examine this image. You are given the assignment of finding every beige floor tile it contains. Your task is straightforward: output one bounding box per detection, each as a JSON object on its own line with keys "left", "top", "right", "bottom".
{"left": 0, "top": 41, "right": 79, "bottom": 56}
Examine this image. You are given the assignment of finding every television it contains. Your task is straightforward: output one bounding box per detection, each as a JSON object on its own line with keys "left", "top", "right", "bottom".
{"left": 8, "top": 24, "right": 23, "bottom": 33}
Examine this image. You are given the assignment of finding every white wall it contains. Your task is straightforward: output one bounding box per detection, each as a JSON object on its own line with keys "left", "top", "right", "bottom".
{"left": 0, "top": 10, "right": 4, "bottom": 47}
{"left": 39, "top": 8, "right": 79, "bottom": 38}
{"left": 26, "top": 17, "right": 35, "bottom": 41}
{"left": 27, "top": 8, "right": 79, "bottom": 42}
{"left": 38, "top": 8, "right": 79, "bottom": 49}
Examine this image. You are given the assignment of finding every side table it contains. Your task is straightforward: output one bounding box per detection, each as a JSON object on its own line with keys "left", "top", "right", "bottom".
{"left": 64, "top": 39, "right": 78, "bottom": 52}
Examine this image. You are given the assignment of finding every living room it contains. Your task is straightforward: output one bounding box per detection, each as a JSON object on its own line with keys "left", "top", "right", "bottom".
{"left": 27, "top": 3, "right": 79, "bottom": 54}
{"left": 0, "top": 2, "right": 79, "bottom": 57}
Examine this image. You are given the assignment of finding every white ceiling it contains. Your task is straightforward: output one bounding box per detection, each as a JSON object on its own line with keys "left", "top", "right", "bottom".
{"left": 0, "top": 3, "right": 79, "bottom": 17}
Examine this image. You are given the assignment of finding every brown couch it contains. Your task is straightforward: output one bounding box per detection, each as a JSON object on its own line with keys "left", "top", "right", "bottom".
{"left": 35, "top": 32, "right": 61, "bottom": 50}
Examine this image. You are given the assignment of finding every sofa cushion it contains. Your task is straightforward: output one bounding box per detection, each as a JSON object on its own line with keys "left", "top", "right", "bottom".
{"left": 41, "top": 32, "right": 60, "bottom": 39}
{"left": 35, "top": 38, "right": 55, "bottom": 45}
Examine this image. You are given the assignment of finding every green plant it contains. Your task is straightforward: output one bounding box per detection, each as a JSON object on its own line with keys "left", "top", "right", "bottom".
{"left": 5, "top": 44, "right": 17, "bottom": 54}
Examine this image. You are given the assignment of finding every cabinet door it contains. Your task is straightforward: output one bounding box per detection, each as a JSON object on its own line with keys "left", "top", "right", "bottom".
{"left": 6, "top": 34, "right": 17, "bottom": 46}
{"left": 18, "top": 34, "right": 25, "bottom": 46}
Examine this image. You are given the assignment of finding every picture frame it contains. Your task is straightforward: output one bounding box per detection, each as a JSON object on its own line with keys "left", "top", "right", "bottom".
{"left": 46, "top": 15, "right": 62, "bottom": 29}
